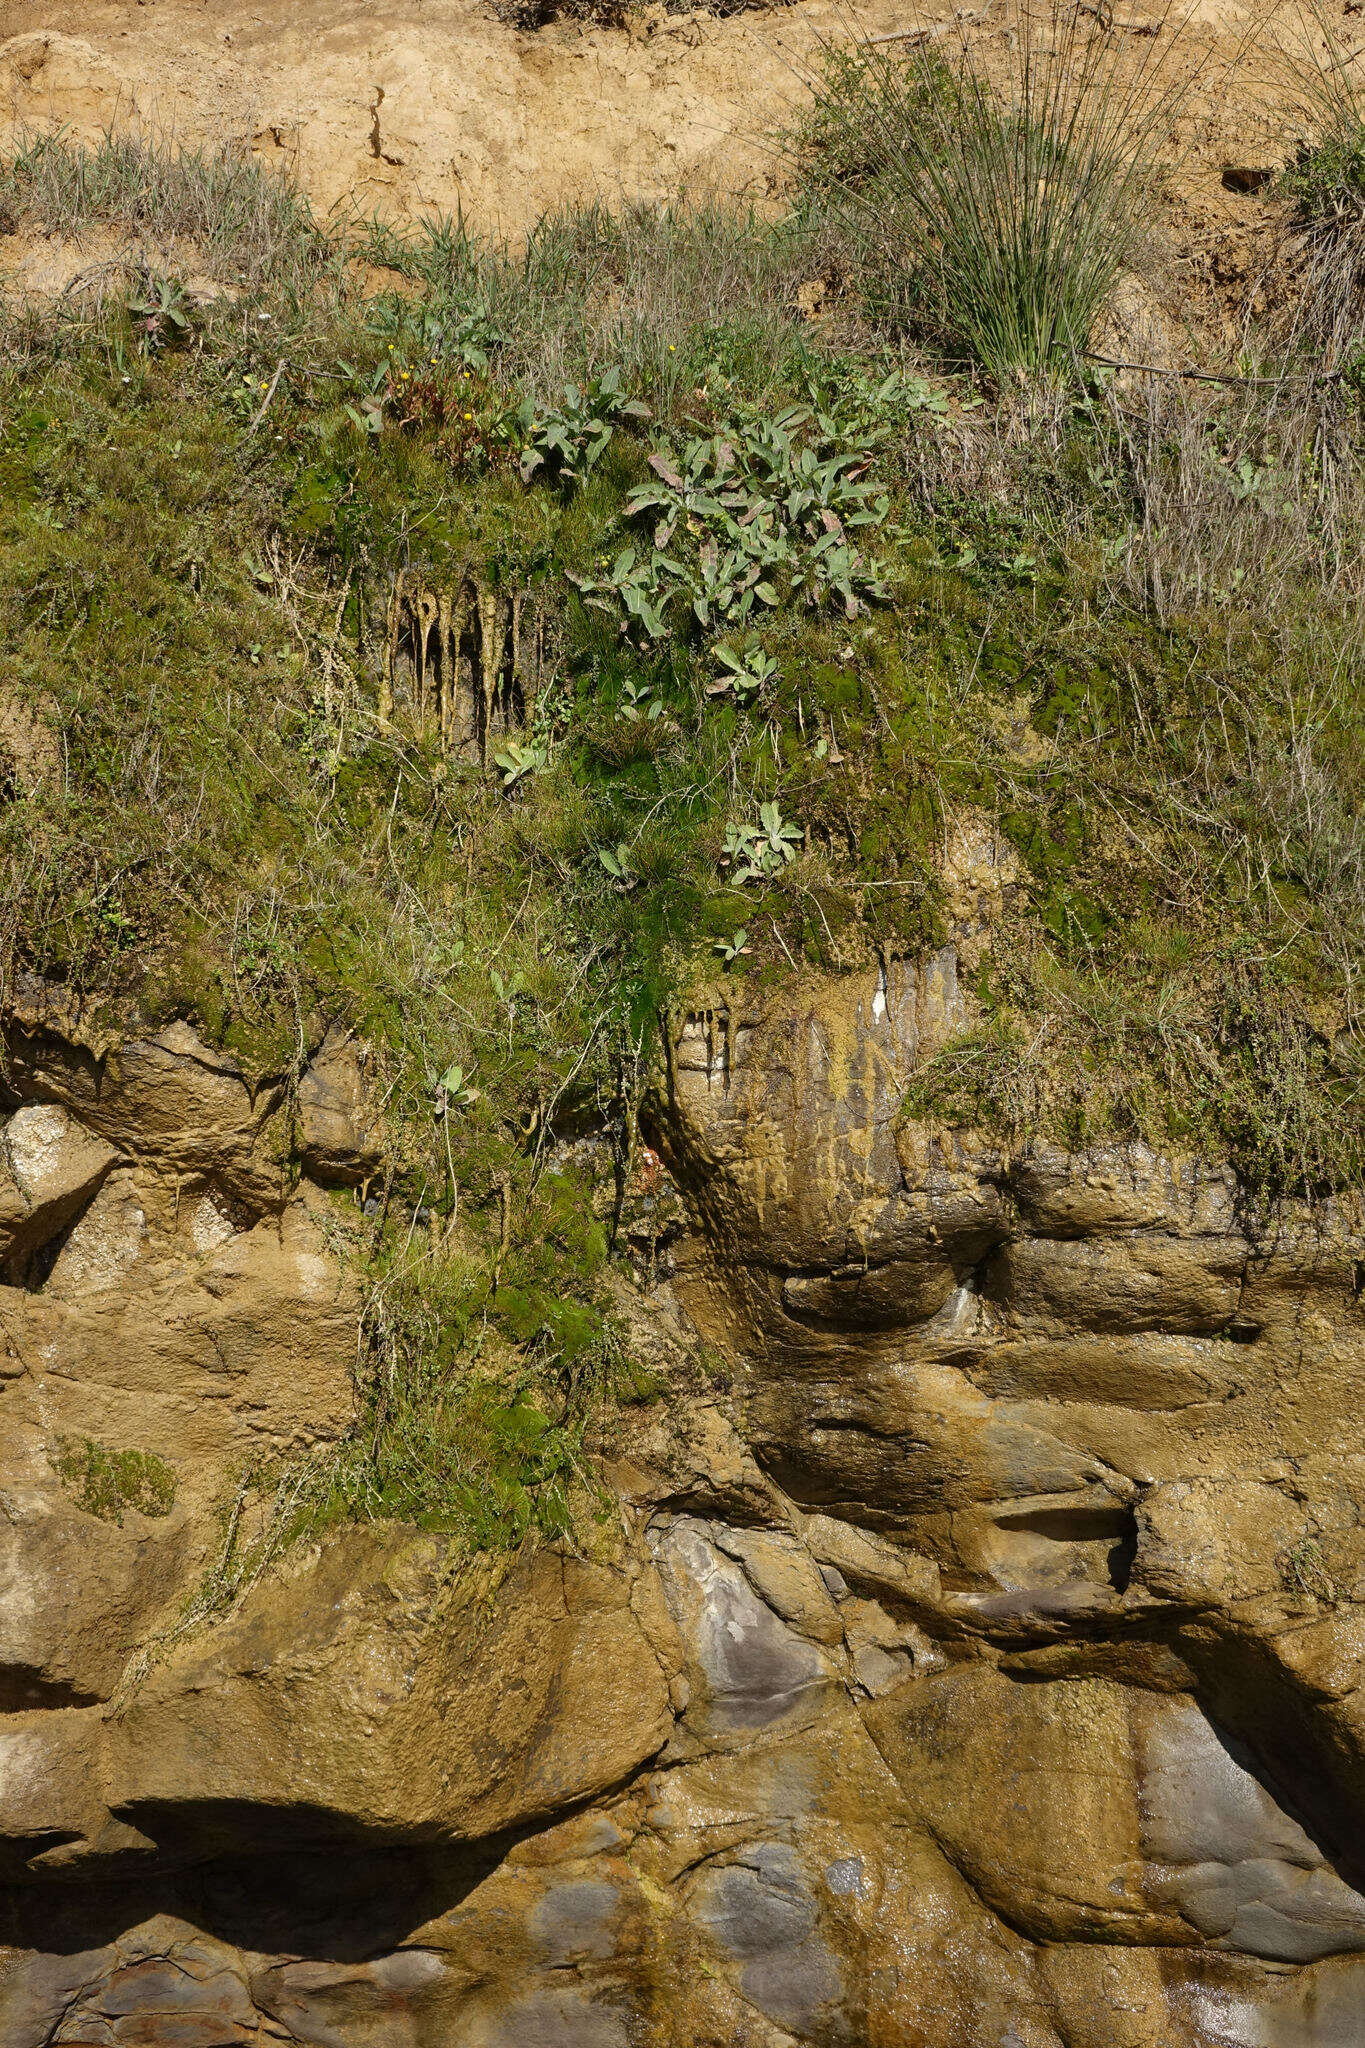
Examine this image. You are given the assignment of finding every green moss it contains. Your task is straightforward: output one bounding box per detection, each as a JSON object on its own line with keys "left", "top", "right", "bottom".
{"left": 53, "top": 1440, "right": 177, "bottom": 1525}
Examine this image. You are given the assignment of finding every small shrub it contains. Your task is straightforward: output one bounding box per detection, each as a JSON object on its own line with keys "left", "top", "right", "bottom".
{"left": 493, "top": 0, "right": 775, "bottom": 27}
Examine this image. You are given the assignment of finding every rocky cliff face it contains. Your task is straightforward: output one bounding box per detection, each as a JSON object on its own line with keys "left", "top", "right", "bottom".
{"left": 3, "top": 940, "right": 1365, "bottom": 2047}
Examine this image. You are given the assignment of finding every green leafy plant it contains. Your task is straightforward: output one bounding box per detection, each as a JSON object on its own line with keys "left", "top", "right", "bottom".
{"left": 714, "top": 925, "right": 752, "bottom": 964}
{"left": 722, "top": 802, "right": 802, "bottom": 884}
{"left": 617, "top": 401, "right": 893, "bottom": 638}
{"left": 709, "top": 637, "right": 778, "bottom": 702}
{"left": 618, "top": 675, "right": 663, "bottom": 723}
{"left": 690, "top": 534, "right": 783, "bottom": 629}
{"left": 126, "top": 271, "right": 192, "bottom": 352}
{"left": 341, "top": 354, "right": 392, "bottom": 435}
{"left": 571, "top": 546, "right": 677, "bottom": 642}
{"left": 597, "top": 840, "right": 638, "bottom": 887}
{"left": 1224, "top": 454, "right": 1291, "bottom": 519}
{"left": 365, "top": 298, "right": 508, "bottom": 374}
{"left": 493, "top": 737, "right": 549, "bottom": 787}
{"left": 514, "top": 366, "right": 650, "bottom": 486}
{"left": 432, "top": 1062, "right": 478, "bottom": 1113}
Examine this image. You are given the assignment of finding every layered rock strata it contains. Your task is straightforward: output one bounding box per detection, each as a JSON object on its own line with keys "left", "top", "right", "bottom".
{"left": 2, "top": 949, "right": 1364, "bottom": 2046}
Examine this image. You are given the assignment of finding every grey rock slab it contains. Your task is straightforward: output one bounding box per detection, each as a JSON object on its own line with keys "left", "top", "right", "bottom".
{"left": 1136, "top": 1696, "right": 1365, "bottom": 1962}
{"left": 689, "top": 1844, "right": 843, "bottom": 2033}
{"left": 650, "top": 1518, "right": 833, "bottom": 1737}
{"left": 526, "top": 1878, "right": 621, "bottom": 1964}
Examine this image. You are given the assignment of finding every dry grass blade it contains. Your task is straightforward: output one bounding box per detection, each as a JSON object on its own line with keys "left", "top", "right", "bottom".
{"left": 0, "top": 128, "right": 329, "bottom": 295}
{"left": 1094, "top": 369, "right": 1365, "bottom": 620}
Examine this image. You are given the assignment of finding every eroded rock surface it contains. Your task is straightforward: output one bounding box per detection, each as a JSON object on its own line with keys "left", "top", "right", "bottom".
{"left": 3, "top": 943, "right": 1365, "bottom": 2045}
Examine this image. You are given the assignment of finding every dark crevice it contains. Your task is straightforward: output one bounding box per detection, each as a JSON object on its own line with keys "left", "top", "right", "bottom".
{"left": 1108, "top": 1517, "right": 1139, "bottom": 1593}
{"left": 990, "top": 1502, "right": 1139, "bottom": 1595}
{"left": 19, "top": 1215, "right": 76, "bottom": 1292}
{"left": 4, "top": 1818, "right": 545, "bottom": 1958}
{"left": 2, "top": 1738, "right": 679, "bottom": 1959}
{"left": 0, "top": 1670, "right": 104, "bottom": 1713}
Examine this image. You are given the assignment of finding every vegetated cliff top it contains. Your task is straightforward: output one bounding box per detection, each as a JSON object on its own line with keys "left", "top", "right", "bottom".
{"left": 1, "top": 0, "right": 1363, "bottom": 1544}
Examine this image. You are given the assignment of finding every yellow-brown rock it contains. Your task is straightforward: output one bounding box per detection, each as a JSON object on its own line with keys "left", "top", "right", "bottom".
{"left": 5, "top": 956, "right": 1365, "bottom": 2045}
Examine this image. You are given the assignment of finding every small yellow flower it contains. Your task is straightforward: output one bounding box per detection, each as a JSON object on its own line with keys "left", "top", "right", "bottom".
{"left": 463, "top": 412, "right": 473, "bottom": 421}
{"left": 668, "top": 344, "right": 676, "bottom": 353}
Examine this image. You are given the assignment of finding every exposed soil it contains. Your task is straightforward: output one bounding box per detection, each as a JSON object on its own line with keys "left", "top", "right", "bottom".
{"left": 0, "top": 0, "right": 1356, "bottom": 257}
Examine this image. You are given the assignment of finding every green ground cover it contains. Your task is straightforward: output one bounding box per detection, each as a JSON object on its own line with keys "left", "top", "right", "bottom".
{"left": 2, "top": 87, "right": 1363, "bottom": 1563}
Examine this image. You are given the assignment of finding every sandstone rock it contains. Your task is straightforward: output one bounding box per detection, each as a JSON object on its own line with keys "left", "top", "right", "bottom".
{"left": 3, "top": 961, "right": 1365, "bottom": 2046}
{"left": 0, "top": 1707, "right": 157, "bottom": 1879}
{"left": 0, "top": 1190, "right": 360, "bottom": 1487}
{"left": 710, "top": 1525, "right": 846, "bottom": 1647}
{"left": 42, "top": 1172, "right": 148, "bottom": 1297}
{"left": 3, "top": 1003, "right": 286, "bottom": 1212}
{"left": 0, "top": 1103, "right": 118, "bottom": 1283}
{"left": 250, "top": 1950, "right": 458, "bottom": 2047}
{"left": 296, "top": 1026, "right": 382, "bottom": 1187}
{"left": 0, "top": 1489, "right": 190, "bottom": 1708}
{"left": 0, "top": 1917, "right": 257, "bottom": 2048}
{"left": 106, "top": 1532, "right": 677, "bottom": 1850}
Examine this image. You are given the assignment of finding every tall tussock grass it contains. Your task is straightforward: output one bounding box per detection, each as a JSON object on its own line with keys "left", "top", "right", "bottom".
{"left": 1275, "top": 2, "right": 1365, "bottom": 362}
{"left": 795, "top": 0, "right": 1202, "bottom": 378}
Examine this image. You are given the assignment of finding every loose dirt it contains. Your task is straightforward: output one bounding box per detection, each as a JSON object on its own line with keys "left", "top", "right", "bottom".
{"left": 0, "top": 0, "right": 1354, "bottom": 351}
{"left": 0, "top": 0, "right": 1348, "bottom": 227}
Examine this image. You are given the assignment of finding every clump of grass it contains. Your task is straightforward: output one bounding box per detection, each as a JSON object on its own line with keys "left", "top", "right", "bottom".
{"left": 1276, "top": 4, "right": 1365, "bottom": 362}
{"left": 53, "top": 1438, "right": 176, "bottom": 1525}
{"left": 294, "top": 1164, "right": 651, "bottom": 1550}
{"left": 793, "top": 3, "right": 1196, "bottom": 378}
{"left": 0, "top": 130, "right": 331, "bottom": 295}
{"left": 1087, "top": 371, "right": 1365, "bottom": 619}
{"left": 358, "top": 196, "right": 825, "bottom": 419}
{"left": 903, "top": 969, "right": 1365, "bottom": 1211}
